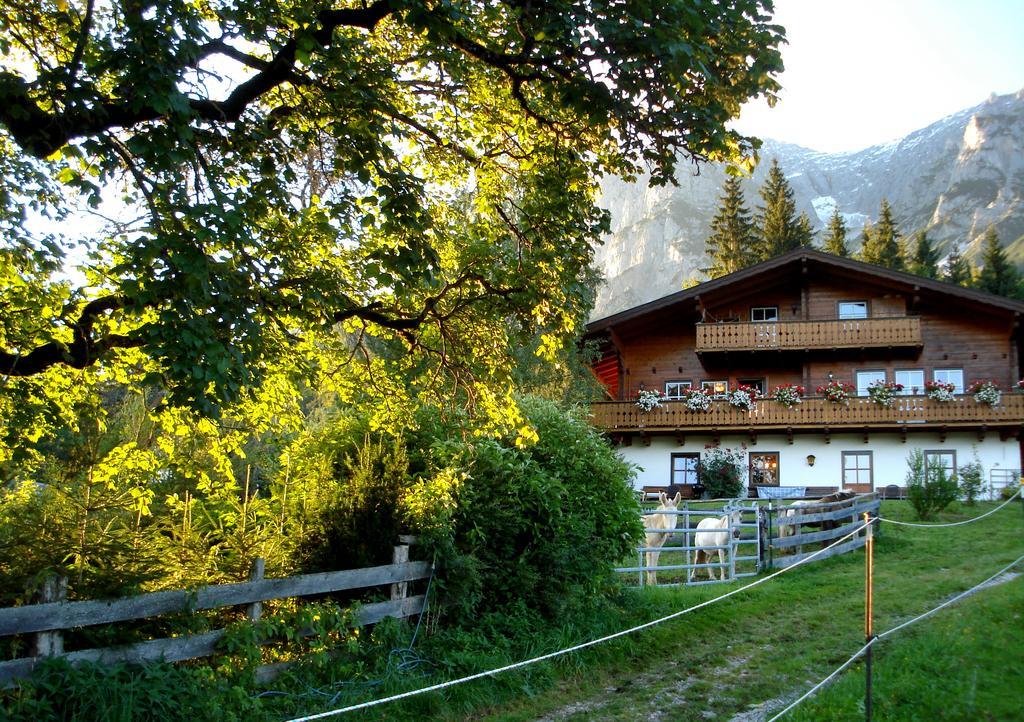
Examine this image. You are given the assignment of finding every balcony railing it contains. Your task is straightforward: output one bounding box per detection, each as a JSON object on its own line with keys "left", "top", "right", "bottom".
{"left": 590, "top": 394, "right": 1024, "bottom": 432}
{"left": 695, "top": 317, "right": 922, "bottom": 352}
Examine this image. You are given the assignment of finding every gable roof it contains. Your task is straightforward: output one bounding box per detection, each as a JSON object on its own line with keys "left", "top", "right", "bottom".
{"left": 586, "top": 248, "right": 1024, "bottom": 334}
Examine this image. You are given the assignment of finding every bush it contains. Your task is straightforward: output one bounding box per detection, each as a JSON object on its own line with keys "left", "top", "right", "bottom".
{"left": 905, "top": 449, "right": 959, "bottom": 520}
{"left": 958, "top": 453, "right": 984, "bottom": 506}
{"left": 698, "top": 445, "right": 746, "bottom": 499}
{"left": 409, "top": 397, "right": 642, "bottom": 621}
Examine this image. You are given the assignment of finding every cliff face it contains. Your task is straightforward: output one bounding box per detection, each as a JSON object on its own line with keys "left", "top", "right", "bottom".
{"left": 592, "top": 89, "right": 1024, "bottom": 320}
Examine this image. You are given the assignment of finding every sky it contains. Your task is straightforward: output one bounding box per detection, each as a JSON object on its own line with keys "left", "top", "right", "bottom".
{"left": 732, "top": 0, "right": 1024, "bottom": 153}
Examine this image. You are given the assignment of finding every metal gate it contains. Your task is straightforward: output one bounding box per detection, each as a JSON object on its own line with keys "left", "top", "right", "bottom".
{"left": 989, "top": 469, "right": 1021, "bottom": 501}
{"left": 616, "top": 501, "right": 762, "bottom": 587}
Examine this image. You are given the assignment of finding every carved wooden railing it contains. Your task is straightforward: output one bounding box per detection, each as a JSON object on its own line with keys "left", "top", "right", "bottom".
{"left": 589, "top": 394, "right": 1024, "bottom": 432}
{"left": 695, "top": 317, "right": 922, "bottom": 352}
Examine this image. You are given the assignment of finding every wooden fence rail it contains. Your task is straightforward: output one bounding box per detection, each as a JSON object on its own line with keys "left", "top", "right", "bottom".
{"left": 0, "top": 540, "right": 431, "bottom": 686}
{"left": 767, "top": 494, "right": 881, "bottom": 569}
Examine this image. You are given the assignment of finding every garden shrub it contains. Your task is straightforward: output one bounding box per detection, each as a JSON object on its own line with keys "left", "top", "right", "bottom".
{"left": 906, "top": 449, "right": 959, "bottom": 519}
{"left": 408, "top": 396, "right": 642, "bottom": 621}
{"left": 957, "top": 452, "right": 984, "bottom": 506}
{"left": 698, "top": 445, "right": 747, "bottom": 499}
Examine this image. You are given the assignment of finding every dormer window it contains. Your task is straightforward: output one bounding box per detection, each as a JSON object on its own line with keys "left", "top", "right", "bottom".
{"left": 750, "top": 306, "right": 779, "bottom": 322}
{"left": 838, "top": 301, "right": 868, "bottom": 319}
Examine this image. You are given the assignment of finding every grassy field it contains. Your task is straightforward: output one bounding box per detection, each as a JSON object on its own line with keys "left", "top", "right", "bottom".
{"left": 464, "top": 498, "right": 1024, "bottom": 722}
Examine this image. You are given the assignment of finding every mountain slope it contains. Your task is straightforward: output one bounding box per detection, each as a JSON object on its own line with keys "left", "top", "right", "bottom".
{"left": 592, "top": 88, "right": 1024, "bottom": 319}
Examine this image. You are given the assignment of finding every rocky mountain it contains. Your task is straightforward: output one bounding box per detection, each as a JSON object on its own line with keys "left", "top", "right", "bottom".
{"left": 592, "top": 88, "right": 1024, "bottom": 320}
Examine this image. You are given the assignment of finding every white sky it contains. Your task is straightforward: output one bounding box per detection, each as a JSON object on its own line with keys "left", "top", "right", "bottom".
{"left": 732, "top": 0, "right": 1024, "bottom": 153}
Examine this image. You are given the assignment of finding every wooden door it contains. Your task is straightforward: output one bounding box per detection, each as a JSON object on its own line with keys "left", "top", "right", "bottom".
{"left": 842, "top": 451, "right": 873, "bottom": 493}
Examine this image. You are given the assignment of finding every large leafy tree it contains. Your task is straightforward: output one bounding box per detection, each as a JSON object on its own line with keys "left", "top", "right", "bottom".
{"left": 703, "top": 176, "right": 756, "bottom": 278}
{"left": 0, "top": 0, "right": 784, "bottom": 420}
{"left": 860, "top": 198, "right": 903, "bottom": 270}
{"left": 754, "top": 158, "right": 803, "bottom": 260}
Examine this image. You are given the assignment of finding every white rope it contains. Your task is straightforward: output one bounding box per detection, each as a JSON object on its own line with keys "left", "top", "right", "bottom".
{"left": 766, "top": 639, "right": 875, "bottom": 722}
{"left": 878, "top": 487, "right": 1021, "bottom": 527}
{"left": 766, "top": 552, "right": 1024, "bottom": 720}
{"left": 284, "top": 523, "right": 872, "bottom": 722}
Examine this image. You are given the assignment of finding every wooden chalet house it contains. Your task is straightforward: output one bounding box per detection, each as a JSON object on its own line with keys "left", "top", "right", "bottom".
{"left": 586, "top": 248, "right": 1024, "bottom": 498}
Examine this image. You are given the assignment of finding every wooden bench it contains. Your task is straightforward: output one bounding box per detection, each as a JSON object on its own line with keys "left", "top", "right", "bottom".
{"left": 641, "top": 485, "right": 698, "bottom": 501}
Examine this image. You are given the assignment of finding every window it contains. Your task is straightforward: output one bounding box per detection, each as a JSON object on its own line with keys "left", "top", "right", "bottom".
{"left": 750, "top": 306, "right": 779, "bottom": 322}
{"left": 671, "top": 453, "right": 700, "bottom": 487}
{"left": 933, "top": 368, "right": 964, "bottom": 394}
{"left": 842, "top": 451, "right": 873, "bottom": 488}
{"left": 702, "top": 379, "right": 728, "bottom": 398}
{"left": 838, "top": 301, "right": 869, "bottom": 319}
{"left": 925, "top": 451, "right": 957, "bottom": 481}
{"left": 855, "top": 370, "right": 886, "bottom": 396}
{"left": 738, "top": 378, "right": 766, "bottom": 395}
{"left": 749, "top": 452, "right": 780, "bottom": 486}
{"left": 664, "top": 380, "right": 692, "bottom": 399}
{"left": 894, "top": 369, "right": 924, "bottom": 395}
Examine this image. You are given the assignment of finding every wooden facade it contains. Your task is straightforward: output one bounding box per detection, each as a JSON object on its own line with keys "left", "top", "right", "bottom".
{"left": 586, "top": 250, "right": 1024, "bottom": 440}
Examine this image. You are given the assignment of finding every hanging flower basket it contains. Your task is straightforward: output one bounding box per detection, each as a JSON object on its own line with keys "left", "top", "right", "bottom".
{"left": 726, "top": 384, "right": 759, "bottom": 410}
{"left": 867, "top": 380, "right": 903, "bottom": 407}
{"left": 924, "top": 380, "right": 956, "bottom": 402}
{"left": 634, "top": 389, "right": 664, "bottom": 412}
{"left": 816, "top": 380, "right": 855, "bottom": 405}
{"left": 968, "top": 380, "right": 1001, "bottom": 407}
{"left": 681, "top": 387, "right": 713, "bottom": 412}
{"left": 770, "top": 384, "right": 804, "bottom": 408}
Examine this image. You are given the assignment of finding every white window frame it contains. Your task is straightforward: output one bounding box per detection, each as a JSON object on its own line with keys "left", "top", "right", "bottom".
{"left": 855, "top": 370, "right": 887, "bottom": 397}
{"left": 894, "top": 369, "right": 924, "bottom": 395}
{"left": 838, "top": 301, "right": 869, "bottom": 319}
{"left": 750, "top": 306, "right": 779, "bottom": 322}
{"left": 664, "top": 380, "right": 692, "bottom": 400}
{"left": 925, "top": 450, "right": 957, "bottom": 481}
{"left": 933, "top": 368, "right": 964, "bottom": 394}
{"left": 702, "top": 379, "right": 729, "bottom": 398}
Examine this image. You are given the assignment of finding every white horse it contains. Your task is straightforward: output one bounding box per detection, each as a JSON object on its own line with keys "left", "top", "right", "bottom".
{"left": 642, "top": 491, "right": 681, "bottom": 585}
{"left": 689, "top": 506, "right": 742, "bottom": 582}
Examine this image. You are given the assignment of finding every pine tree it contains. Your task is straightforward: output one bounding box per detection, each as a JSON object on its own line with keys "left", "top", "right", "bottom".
{"left": 908, "top": 231, "right": 940, "bottom": 279}
{"left": 703, "top": 176, "right": 756, "bottom": 277}
{"left": 795, "top": 212, "right": 816, "bottom": 248}
{"left": 754, "top": 158, "right": 802, "bottom": 260}
{"left": 944, "top": 244, "right": 973, "bottom": 287}
{"left": 857, "top": 223, "right": 874, "bottom": 261}
{"left": 860, "top": 198, "right": 904, "bottom": 270}
{"left": 976, "top": 226, "right": 1019, "bottom": 297}
{"left": 823, "top": 207, "right": 849, "bottom": 256}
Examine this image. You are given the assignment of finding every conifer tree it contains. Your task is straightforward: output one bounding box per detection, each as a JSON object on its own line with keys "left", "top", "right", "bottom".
{"left": 860, "top": 198, "right": 904, "bottom": 270}
{"left": 795, "top": 212, "right": 816, "bottom": 248}
{"left": 944, "top": 244, "right": 973, "bottom": 287}
{"left": 857, "top": 223, "right": 874, "bottom": 261}
{"left": 976, "top": 226, "right": 1019, "bottom": 297}
{"left": 755, "top": 158, "right": 802, "bottom": 260}
{"left": 703, "top": 176, "right": 756, "bottom": 277}
{"left": 908, "top": 231, "right": 940, "bottom": 279}
{"left": 823, "top": 207, "right": 849, "bottom": 256}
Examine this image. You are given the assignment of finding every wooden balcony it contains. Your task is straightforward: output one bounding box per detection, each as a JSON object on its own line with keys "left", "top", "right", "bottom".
{"left": 695, "top": 317, "right": 922, "bottom": 353}
{"left": 590, "top": 394, "right": 1024, "bottom": 434}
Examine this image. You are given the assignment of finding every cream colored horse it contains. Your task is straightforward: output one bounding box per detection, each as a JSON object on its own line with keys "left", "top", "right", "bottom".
{"left": 642, "top": 491, "right": 681, "bottom": 585}
{"left": 689, "top": 508, "right": 742, "bottom": 582}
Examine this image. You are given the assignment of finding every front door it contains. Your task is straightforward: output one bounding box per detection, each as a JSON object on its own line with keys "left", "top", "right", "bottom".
{"left": 842, "top": 451, "right": 873, "bottom": 493}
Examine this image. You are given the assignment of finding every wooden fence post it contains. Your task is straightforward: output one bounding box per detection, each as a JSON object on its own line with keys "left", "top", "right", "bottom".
{"left": 246, "top": 558, "right": 265, "bottom": 622}
{"left": 390, "top": 536, "right": 415, "bottom": 601}
{"left": 32, "top": 574, "right": 67, "bottom": 657}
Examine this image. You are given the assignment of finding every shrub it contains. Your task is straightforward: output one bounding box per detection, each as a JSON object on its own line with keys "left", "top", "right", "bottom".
{"left": 410, "top": 397, "right": 642, "bottom": 621}
{"left": 699, "top": 445, "right": 746, "bottom": 499}
{"left": 905, "top": 449, "right": 958, "bottom": 520}
{"left": 958, "top": 453, "right": 984, "bottom": 506}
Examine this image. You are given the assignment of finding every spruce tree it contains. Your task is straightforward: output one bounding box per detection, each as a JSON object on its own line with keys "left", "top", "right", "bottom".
{"left": 944, "top": 244, "right": 973, "bottom": 287}
{"left": 755, "top": 158, "right": 802, "bottom": 260}
{"left": 860, "top": 198, "right": 904, "bottom": 270}
{"left": 976, "top": 226, "right": 1019, "bottom": 297}
{"left": 795, "top": 212, "right": 816, "bottom": 248}
{"left": 857, "top": 223, "right": 874, "bottom": 261}
{"left": 703, "top": 176, "right": 756, "bottom": 277}
{"left": 908, "top": 231, "right": 940, "bottom": 279}
{"left": 823, "top": 207, "right": 849, "bottom": 256}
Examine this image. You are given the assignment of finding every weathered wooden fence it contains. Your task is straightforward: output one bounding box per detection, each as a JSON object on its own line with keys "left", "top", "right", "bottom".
{"left": 0, "top": 537, "right": 430, "bottom": 686}
{"left": 764, "top": 493, "right": 881, "bottom": 569}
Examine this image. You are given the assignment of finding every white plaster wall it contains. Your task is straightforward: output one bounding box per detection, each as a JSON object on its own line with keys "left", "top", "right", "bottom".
{"left": 618, "top": 433, "right": 1018, "bottom": 492}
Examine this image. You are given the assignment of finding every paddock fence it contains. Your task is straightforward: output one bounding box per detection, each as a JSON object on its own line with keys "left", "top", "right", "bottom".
{"left": 618, "top": 493, "right": 881, "bottom": 585}
{"left": 0, "top": 537, "right": 430, "bottom": 686}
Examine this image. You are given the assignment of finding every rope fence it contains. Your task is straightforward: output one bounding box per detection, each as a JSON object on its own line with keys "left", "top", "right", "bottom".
{"left": 877, "top": 486, "right": 1021, "bottom": 527}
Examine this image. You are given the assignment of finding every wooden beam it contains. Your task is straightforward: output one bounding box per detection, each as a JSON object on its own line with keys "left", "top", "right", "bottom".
{"left": 748, "top": 428, "right": 757, "bottom": 446}
{"left": 675, "top": 430, "right": 686, "bottom": 446}
{"left": 900, "top": 426, "right": 907, "bottom": 444}
{"left": 939, "top": 425, "right": 947, "bottom": 443}
{"left": 978, "top": 424, "right": 987, "bottom": 443}
{"left": 862, "top": 427, "right": 870, "bottom": 444}
{"left": 787, "top": 427, "right": 794, "bottom": 445}
{"left": 823, "top": 427, "right": 831, "bottom": 445}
